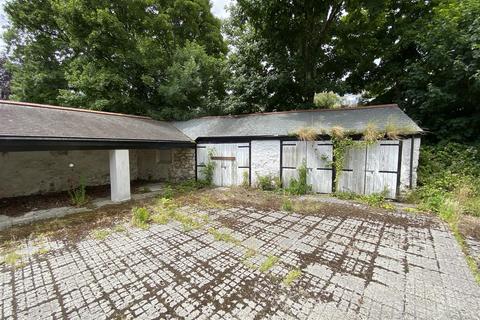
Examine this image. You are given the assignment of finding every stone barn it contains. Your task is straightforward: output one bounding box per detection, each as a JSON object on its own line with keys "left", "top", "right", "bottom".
{"left": 0, "top": 101, "right": 422, "bottom": 203}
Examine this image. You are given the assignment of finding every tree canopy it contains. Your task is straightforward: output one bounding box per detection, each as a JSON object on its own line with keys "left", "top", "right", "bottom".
{"left": 4, "top": 0, "right": 227, "bottom": 119}
{"left": 2, "top": 0, "right": 479, "bottom": 142}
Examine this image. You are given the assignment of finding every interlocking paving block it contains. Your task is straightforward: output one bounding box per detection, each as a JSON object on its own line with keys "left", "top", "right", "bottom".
{"left": 1, "top": 204, "right": 480, "bottom": 319}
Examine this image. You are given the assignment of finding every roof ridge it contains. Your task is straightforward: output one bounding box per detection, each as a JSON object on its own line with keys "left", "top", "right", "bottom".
{"left": 189, "top": 104, "right": 399, "bottom": 120}
{"left": 0, "top": 100, "right": 152, "bottom": 120}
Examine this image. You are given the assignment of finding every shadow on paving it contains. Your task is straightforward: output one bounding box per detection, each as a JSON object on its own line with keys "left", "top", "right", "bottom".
{"left": 1, "top": 192, "right": 479, "bottom": 319}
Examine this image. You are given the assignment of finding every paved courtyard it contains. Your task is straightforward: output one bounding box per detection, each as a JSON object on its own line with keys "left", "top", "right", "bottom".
{"left": 1, "top": 204, "right": 479, "bottom": 319}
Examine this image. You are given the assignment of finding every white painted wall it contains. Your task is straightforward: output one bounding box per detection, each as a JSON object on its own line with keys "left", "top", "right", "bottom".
{"left": 109, "top": 150, "right": 131, "bottom": 202}
{"left": 251, "top": 140, "right": 281, "bottom": 186}
{"left": 400, "top": 137, "right": 421, "bottom": 192}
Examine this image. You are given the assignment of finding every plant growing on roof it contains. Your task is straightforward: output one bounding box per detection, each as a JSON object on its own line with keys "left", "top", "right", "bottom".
{"left": 294, "top": 127, "right": 318, "bottom": 141}
{"left": 362, "top": 122, "right": 384, "bottom": 144}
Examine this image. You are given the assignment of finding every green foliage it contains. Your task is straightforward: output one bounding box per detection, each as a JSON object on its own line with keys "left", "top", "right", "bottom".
{"left": 259, "top": 255, "right": 279, "bottom": 272}
{"left": 409, "top": 143, "right": 480, "bottom": 217}
{"left": 360, "top": 0, "right": 480, "bottom": 142}
{"left": 242, "top": 171, "right": 250, "bottom": 188}
{"left": 4, "top": 0, "right": 227, "bottom": 119}
{"left": 200, "top": 149, "right": 216, "bottom": 186}
{"left": 256, "top": 174, "right": 280, "bottom": 191}
{"left": 283, "top": 269, "right": 302, "bottom": 286}
{"left": 92, "top": 229, "right": 111, "bottom": 241}
{"left": 281, "top": 198, "right": 293, "bottom": 212}
{"left": 314, "top": 92, "right": 341, "bottom": 109}
{"left": 131, "top": 207, "right": 151, "bottom": 229}
{"left": 208, "top": 228, "right": 240, "bottom": 244}
{"left": 162, "top": 186, "right": 174, "bottom": 199}
{"left": 285, "top": 161, "right": 311, "bottom": 195}
{"left": 331, "top": 136, "right": 354, "bottom": 190}
{"left": 3, "top": 251, "right": 22, "bottom": 267}
{"left": 335, "top": 191, "right": 394, "bottom": 210}
{"left": 68, "top": 177, "right": 87, "bottom": 206}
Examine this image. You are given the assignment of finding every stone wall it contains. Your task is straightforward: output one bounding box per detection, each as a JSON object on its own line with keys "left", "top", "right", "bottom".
{"left": 0, "top": 148, "right": 195, "bottom": 198}
{"left": 168, "top": 148, "right": 196, "bottom": 182}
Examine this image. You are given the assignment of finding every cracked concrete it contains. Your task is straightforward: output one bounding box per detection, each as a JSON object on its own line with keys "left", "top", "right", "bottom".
{"left": 1, "top": 205, "right": 479, "bottom": 319}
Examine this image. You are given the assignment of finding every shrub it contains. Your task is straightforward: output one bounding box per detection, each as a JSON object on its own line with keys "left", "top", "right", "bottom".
{"left": 162, "top": 185, "right": 174, "bottom": 199}
{"left": 131, "top": 207, "right": 151, "bottom": 229}
{"left": 313, "top": 91, "right": 341, "bottom": 109}
{"left": 68, "top": 177, "right": 88, "bottom": 206}
{"left": 256, "top": 174, "right": 280, "bottom": 191}
{"left": 285, "top": 162, "right": 311, "bottom": 195}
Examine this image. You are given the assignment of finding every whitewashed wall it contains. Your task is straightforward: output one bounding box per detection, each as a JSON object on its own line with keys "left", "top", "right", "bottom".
{"left": 400, "top": 137, "right": 421, "bottom": 192}
{"left": 251, "top": 140, "right": 281, "bottom": 186}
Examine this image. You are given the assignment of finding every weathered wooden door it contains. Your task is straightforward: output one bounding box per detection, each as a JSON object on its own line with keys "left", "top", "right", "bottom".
{"left": 281, "top": 141, "right": 333, "bottom": 193}
{"left": 364, "top": 141, "right": 401, "bottom": 198}
{"left": 306, "top": 141, "right": 333, "bottom": 193}
{"left": 196, "top": 143, "right": 250, "bottom": 187}
{"left": 337, "top": 140, "right": 401, "bottom": 198}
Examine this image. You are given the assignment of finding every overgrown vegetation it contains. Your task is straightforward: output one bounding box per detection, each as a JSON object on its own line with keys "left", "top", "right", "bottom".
{"left": 200, "top": 149, "right": 216, "bottom": 186}
{"left": 294, "top": 127, "right": 318, "bottom": 141}
{"left": 281, "top": 198, "right": 293, "bottom": 212}
{"left": 256, "top": 174, "right": 281, "bottom": 191}
{"left": 131, "top": 207, "right": 151, "bottom": 229}
{"left": 68, "top": 177, "right": 88, "bottom": 206}
{"left": 406, "top": 142, "right": 480, "bottom": 282}
{"left": 285, "top": 162, "right": 311, "bottom": 195}
{"left": 92, "top": 229, "right": 111, "bottom": 241}
{"left": 336, "top": 191, "right": 395, "bottom": 210}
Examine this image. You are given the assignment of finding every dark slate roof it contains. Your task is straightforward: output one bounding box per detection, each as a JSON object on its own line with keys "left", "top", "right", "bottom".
{"left": 0, "top": 101, "right": 193, "bottom": 144}
{"left": 173, "top": 104, "right": 423, "bottom": 140}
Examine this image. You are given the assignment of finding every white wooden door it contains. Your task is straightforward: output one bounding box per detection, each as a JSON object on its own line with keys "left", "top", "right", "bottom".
{"left": 364, "top": 141, "right": 400, "bottom": 198}
{"left": 196, "top": 143, "right": 249, "bottom": 187}
{"left": 282, "top": 141, "right": 333, "bottom": 193}
{"left": 281, "top": 141, "right": 307, "bottom": 187}
{"left": 306, "top": 141, "right": 333, "bottom": 193}
{"left": 337, "top": 144, "right": 367, "bottom": 194}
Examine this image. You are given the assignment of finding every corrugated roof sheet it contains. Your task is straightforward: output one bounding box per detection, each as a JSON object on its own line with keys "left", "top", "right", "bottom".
{"left": 0, "top": 101, "right": 193, "bottom": 143}
{"left": 173, "top": 104, "right": 423, "bottom": 140}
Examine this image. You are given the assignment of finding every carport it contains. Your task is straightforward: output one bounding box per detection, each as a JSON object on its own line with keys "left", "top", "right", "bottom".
{"left": 0, "top": 101, "right": 195, "bottom": 202}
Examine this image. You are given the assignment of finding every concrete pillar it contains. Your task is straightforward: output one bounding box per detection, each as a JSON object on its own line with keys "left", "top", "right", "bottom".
{"left": 109, "top": 150, "right": 131, "bottom": 202}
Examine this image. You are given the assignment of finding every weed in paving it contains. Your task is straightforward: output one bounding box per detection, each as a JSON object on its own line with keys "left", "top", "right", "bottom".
{"left": 92, "top": 229, "right": 111, "bottom": 241}
{"left": 283, "top": 269, "right": 302, "bottom": 286}
{"left": 260, "top": 255, "right": 280, "bottom": 272}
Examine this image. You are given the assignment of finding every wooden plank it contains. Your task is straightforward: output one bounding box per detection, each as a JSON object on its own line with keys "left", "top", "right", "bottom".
{"left": 211, "top": 156, "right": 236, "bottom": 161}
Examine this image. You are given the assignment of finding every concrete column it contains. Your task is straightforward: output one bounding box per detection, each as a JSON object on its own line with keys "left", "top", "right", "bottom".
{"left": 109, "top": 150, "right": 131, "bottom": 202}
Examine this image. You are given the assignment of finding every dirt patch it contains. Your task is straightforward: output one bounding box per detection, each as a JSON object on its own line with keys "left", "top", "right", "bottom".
{"left": 458, "top": 215, "right": 480, "bottom": 241}
{"left": 0, "top": 197, "right": 156, "bottom": 245}
{"left": 180, "top": 188, "right": 437, "bottom": 229}
{"left": 0, "top": 180, "right": 159, "bottom": 217}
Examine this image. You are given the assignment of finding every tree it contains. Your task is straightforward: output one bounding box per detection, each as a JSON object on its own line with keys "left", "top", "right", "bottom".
{"left": 0, "top": 56, "right": 12, "bottom": 100}
{"left": 225, "top": 0, "right": 429, "bottom": 111}
{"left": 314, "top": 91, "right": 341, "bottom": 109}
{"left": 357, "top": 0, "right": 480, "bottom": 142}
{"left": 4, "top": 0, "right": 227, "bottom": 119}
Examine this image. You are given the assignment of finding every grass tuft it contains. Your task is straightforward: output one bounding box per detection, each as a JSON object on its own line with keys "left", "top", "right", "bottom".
{"left": 330, "top": 126, "right": 345, "bottom": 140}
{"left": 208, "top": 228, "right": 240, "bottom": 244}
{"left": 131, "top": 207, "right": 151, "bottom": 229}
{"left": 295, "top": 127, "right": 318, "bottom": 141}
{"left": 4, "top": 252, "right": 22, "bottom": 267}
{"left": 259, "top": 255, "right": 279, "bottom": 272}
{"left": 283, "top": 268, "right": 302, "bottom": 286}
{"left": 92, "top": 229, "right": 111, "bottom": 241}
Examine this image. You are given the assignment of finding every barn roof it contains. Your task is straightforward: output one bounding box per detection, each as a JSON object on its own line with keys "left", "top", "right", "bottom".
{"left": 0, "top": 101, "right": 194, "bottom": 151}
{"left": 173, "top": 104, "right": 423, "bottom": 140}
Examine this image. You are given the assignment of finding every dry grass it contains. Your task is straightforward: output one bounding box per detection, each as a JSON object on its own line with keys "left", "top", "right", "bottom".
{"left": 385, "top": 121, "right": 401, "bottom": 140}
{"left": 363, "top": 122, "right": 383, "bottom": 143}
{"left": 295, "top": 127, "right": 318, "bottom": 141}
{"left": 330, "top": 126, "right": 345, "bottom": 139}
